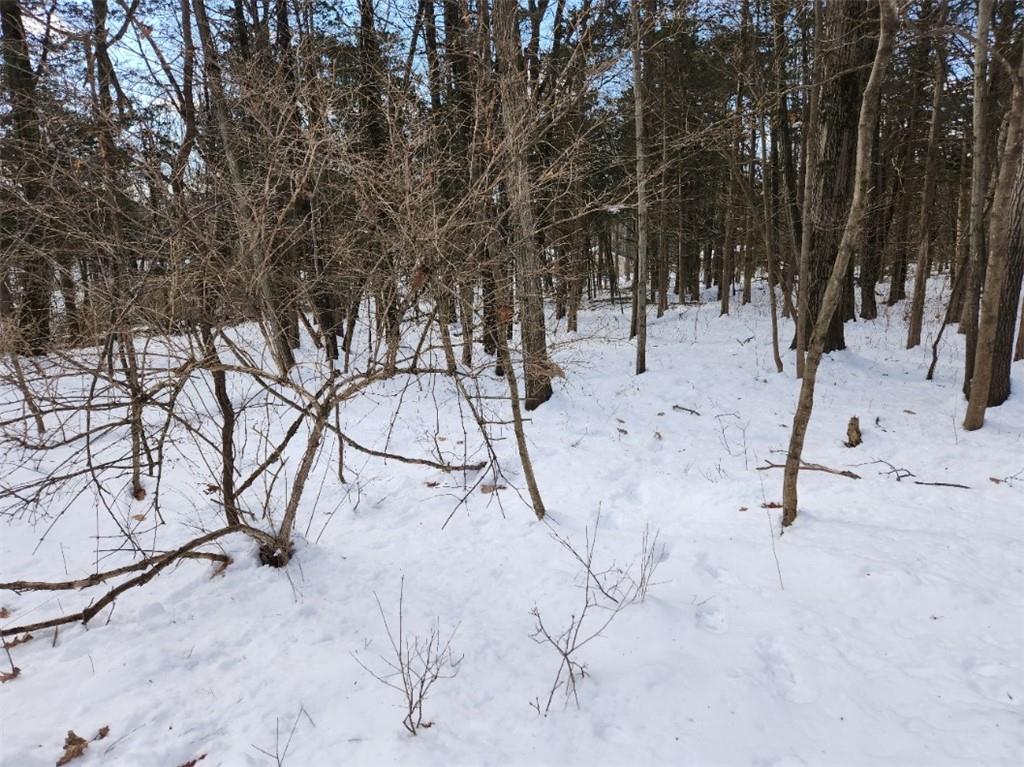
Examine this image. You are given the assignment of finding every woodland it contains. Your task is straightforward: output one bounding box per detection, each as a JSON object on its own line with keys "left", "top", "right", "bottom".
{"left": 0, "top": 0, "right": 1022, "bottom": 765}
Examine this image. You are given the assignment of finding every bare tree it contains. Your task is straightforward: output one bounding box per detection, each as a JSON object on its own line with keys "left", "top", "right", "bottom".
{"left": 782, "top": 0, "right": 898, "bottom": 527}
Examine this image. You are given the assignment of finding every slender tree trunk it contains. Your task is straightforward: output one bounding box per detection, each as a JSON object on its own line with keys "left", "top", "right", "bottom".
{"left": 720, "top": 179, "right": 735, "bottom": 316}
{"left": 632, "top": 0, "right": 648, "bottom": 374}
{"left": 783, "top": 0, "right": 896, "bottom": 527}
{"left": 495, "top": 0, "right": 553, "bottom": 409}
{"left": 860, "top": 116, "right": 884, "bottom": 319}
{"left": 761, "top": 116, "right": 784, "bottom": 373}
{"left": 907, "top": 3, "right": 947, "bottom": 349}
{"left": 947, "top": 139, "right": 972, "bottom": 321}
{"left": 1014, "top": 294, "right": 1024, "bottom": 361}
{"left": 794, "top": 0, "right": 822, "bottom": 378}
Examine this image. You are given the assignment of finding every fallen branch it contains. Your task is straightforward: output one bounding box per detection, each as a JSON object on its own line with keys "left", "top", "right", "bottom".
{"left": 859, "top": 460, "right": 971, "bottom": 489}
{"left": 672, "top": 404, "right": 701, "bottom": 416}
{"left": 858, "top": 459, "right": 915, "bottom": 481}
{"left": 0, "top": 526, "right": 238, "bottom": 637}
{"left": 339, "top": 432, "right": 487, "bottom": 474}
{"left": 1, "top": 552, "right": 229, "bottom": 593}
{"left": 757, "top": 460, "right": 860, "bottom": 480}
{"left": 913, "top": 480, "right": 971, "bottom": 489}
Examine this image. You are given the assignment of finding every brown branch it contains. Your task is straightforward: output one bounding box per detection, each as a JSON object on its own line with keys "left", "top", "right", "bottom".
{"left": 758, "top": 460, "right": 861, "bottom": 480}
{"left": 1, "top": 552, "right": 229, "bottom": 593}
{"left": 339, "top": 432, "right": 487, "bottom": 474}
{"left": 0, "top": 527, "right": 238, "bottom": 637}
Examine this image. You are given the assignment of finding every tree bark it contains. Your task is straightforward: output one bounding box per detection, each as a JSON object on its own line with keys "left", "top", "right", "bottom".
{"left": 989, "top": 153, "right": 1024, "bottom": 405}
{"left": 1, "top": 0, "right": 50, "bottom": 354}
{"left": 964, "top": 47, "right": 1023, "bottom": 429}
{"left": 802, "top": 0, "right": 877, "bottom": 356}
{"left": 782, "top": 0, "right": 897, "bottom": 527}
{"left": 906, "top": 1, "right": 947, "bottom": 349}
{"left": 495, "top": 0, "right": 553, "bottom": 408}
{"left": 192, "top": 0, "right": 295, "bottom": 375}
{"left": 961, "top": 0, "right": 993, "bottom": 398}
{"left": 632, "top": 0, "right": 648, "bottom": 374}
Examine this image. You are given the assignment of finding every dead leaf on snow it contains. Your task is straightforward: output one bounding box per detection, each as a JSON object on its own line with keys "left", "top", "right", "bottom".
{"left": 56, "top": 730, "right": 88, "bottom": 765}
{"left": 3, "top": 632, "right": 32, "bottom": 649}
{"left": 0, "top": 667, "right": 20, "bottom": 683}
{"left": 0, "top": 607, "right": 10, "bottom": 619}
{"left": 480, "top": 483, "right": 507, "bottom": 494}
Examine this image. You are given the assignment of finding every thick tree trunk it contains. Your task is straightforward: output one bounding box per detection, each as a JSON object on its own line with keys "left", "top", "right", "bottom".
{"left": 965, "top": 55, "right": 1024, "bottom": 428}
{"left": 1, "top": 0, "right": 50, "bottom": 354}
{"left": 802, "top": 0, "right": 877, "bottom": 356}
{"left": 961, "top": 0, "right": 993, "bottom": 398}
{"left": 989, "top": 155, "right": 1024, "bottom": 406}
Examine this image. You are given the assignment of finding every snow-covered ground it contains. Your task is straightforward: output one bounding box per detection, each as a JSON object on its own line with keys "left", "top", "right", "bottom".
{"left": 2, "top": 280, "right": 1022, "bottom": 766}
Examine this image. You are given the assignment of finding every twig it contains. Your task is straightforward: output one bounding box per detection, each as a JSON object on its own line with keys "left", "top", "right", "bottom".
{"left": 0, "top": 527, "right": 238, "bottom": 637}
{"left": 757, "top": 460, "right": 860, "bottom": 479}
{"left": 672, "top": 404, "right": 701, "bottom": 416}
{"left": 913, "top": 480, "right": 971, "bottom": 489}
{"left": 1, "top": 551, "right": 230, "bottom": 592}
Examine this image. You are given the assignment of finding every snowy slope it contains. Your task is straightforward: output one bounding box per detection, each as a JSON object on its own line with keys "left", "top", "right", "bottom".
{"left": 1, "top": 281, "right": 1022, "bottom": 766}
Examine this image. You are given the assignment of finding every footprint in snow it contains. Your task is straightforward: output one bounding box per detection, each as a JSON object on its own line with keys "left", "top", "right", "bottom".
{"left": 756, "top": 636, "right": 818, "bottom": 704}
{"left": 695, "top": 602, "right": 728, "bottom": 633}
{"left": 695, "top": 552, "right": 737, "bottom": 585}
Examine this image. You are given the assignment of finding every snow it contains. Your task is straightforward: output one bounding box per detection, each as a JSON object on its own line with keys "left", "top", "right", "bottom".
{"left": 2, "top": 280, "right": 1022, "bottom": 766}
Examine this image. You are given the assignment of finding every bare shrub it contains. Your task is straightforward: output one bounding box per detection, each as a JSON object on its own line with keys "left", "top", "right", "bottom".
{"left": 352, "top": 578, "right": 462, "bottom": 735}
{"left": 531, "top": 516, "right": 664, "bottom": 714}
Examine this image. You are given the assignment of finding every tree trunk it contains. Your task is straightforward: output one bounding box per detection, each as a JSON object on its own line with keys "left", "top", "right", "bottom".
{"left": 192, "top": 0, "right": 294, "bottom": 375}
{"left": 802, "top": 0, "right": 877, "bottom": 357}
{"left": 783, "top": 0, "right": 896, "bottom": 527}
{"left": 632, "top": 0, "right": 648, "bottom": 374}
{"left": 860, "top": 115, "right": 884, "bottom": 319}
{"left": 495, "top": 0, "right": 553, "bottom": 409}
{"left": 989, "top": 154, "right": 1024, "bottom": 406}
{"left": 1, "top": 0, "right": 50, "bottom": 354}
{"left": 907, "top": 2, "right": 947, "bottom": 349}
{"left": 964, "top": 49, "right": 1023, "bottom": 429}
{"left": 794, "top": 0, "right": 822, "bottom": 377}
{"left": 961, "top": 0, "right": 993, "bottom": 398}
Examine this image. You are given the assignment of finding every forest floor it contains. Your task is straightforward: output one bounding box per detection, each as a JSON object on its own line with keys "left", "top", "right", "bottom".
{"left": 1, "top": 279, "right": 1022, "bottom": 766}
